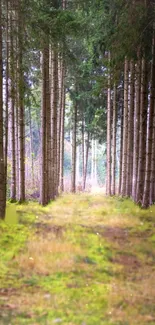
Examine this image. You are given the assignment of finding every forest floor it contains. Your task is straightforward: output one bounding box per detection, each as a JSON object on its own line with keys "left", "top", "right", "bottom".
{"left": 1, "top": 194, "right": 155, "bottom": 325}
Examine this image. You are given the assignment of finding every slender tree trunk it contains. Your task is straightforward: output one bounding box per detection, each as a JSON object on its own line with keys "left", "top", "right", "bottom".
{"left": 29, "top": 107, "right": 34, "bottom": 187}
{"left": 40, "top": 47, "right": 48, "bottom": 205}
{"left": 91, "top": 138, "right": 94, "bottom": 184}
{"left": 18, "top": 6, "right": 25, "bottom": 202}
{"left": 71, "top": 100, "right": 77, "bottom": 193}
{"left": 10, "top": 10, "right": 16, "bottom": 201}
{"left": 132, "top": 60, "right": 141, "bottom": 200}
{"left": 45, "top": 45, "right": 50, "bottom": 202}
{"left": 121, "top": 58, "right": 129, "bottom": 196}
{"left": 112, "top": 84, "right": 117, "bottom": 195}
{"left": 82, "top": 111, "right": 85, "bottom": 190}
{"left": 118, "top": 97, "right": 123, "bottom": 194}
{"left": 94, "top": 140, "right": 97, "bottom": 184}
{"left": 60, "top": 74, "right": 65, "bottom": 192}
{"left": 51, "top": 48, "right": 58, "bottom": 199}
{"left": 142, "top": 30, "right": 155, "bottom": 207}
{"left": 136, "top": 59, "right": 148, "bottom": 204}
{"left": 4, "top": 0, "right": 9, "bottom": 187}
{"left": 83, "top": 131, "right": 90, "bottom": 190}
{"left": 150, "top": 92, "right": 155, "bottom": 204}
{"left": 0, "top": 2, "right": 5, "bottom": 219}
{"left": 126, "top": 60, "right": 134, "bottom": 196}
{"left": 106, "top": 54, "right": 111, "bottom": 195}
{"left": 59, "top": 0, "right": 66, "bottom": 192}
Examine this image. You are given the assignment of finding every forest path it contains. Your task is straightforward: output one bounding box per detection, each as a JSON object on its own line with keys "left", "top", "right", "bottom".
{"left": 1, "top": 194, "right": 155, "bottom": 324}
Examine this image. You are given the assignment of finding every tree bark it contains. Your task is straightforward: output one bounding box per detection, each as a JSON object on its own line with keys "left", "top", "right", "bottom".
{"left": 40, "top": 47, "right": 48, "bottom": 205}
{"left": 51, "top": 48, "right": 58, "bottom": 199}
{"left": 10, "top": 9, "right": 16, "bottom": 201}
{"left": 112, "top": 84, "right": 117, "bottom": 195}
{"left": 126, "top": 60, "right": 134, "bottom": 197}
{"left": 0, "top": 1, "right": 5, "bottom": 219}
{"left": 71, "top": 99, "right": 77, "bottom": 193}
{"left": 83, "top": 131, "right": 90, "bottom": 190}
{"left": 106, "top": 54, "right": 111, "bottom": 195}
{"left": 132, "top": 60, "right": 141, "bottom": 200}
{"left": 142, "top": 30, "right": 155, "bottom": 208}
{"left": 4, "top": 0, "right": 9, "bottom": 187}
{"left": 121, "top": 58, "right": 129, "bottom": 196}
{"left": 60, "top": 73, "right": 65, "bottom": 192}
{"left": 18, "top": 4, "right": 25, "bottom": 202}
{"left": 136, "top": 59, "right": 148, "bottom": 204}
{"left": 118, "top": 95, "right": 123, "bottom": 195}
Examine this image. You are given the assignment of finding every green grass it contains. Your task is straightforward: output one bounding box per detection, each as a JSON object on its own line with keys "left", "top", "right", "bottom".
{"left": 0, "top": 194, "right": 155, "bottom": 324}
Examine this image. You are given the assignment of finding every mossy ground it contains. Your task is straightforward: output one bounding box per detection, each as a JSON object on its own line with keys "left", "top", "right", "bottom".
{"left": 1, "top": 194, "right": 155, "bottom": 325}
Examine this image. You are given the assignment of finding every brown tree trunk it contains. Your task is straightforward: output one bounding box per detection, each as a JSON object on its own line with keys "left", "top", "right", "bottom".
{"left": 136, "top": 59, "right": 148, "bottom": 204}
{"left": 121, "top": 58, "right": 129, "bottom": 196}
{"left": 132, "top": 60, "right": 141, "bottom": 200}
{"left": 51, "top": 48, "right": 58, "bottom": 199}
{"left": 83, "top": 131, "right": 90, "bottom": 190}
{"left": 10, "top": 9, "right": 16, "bottom": 201}
{"left": 118, "top": 95, "right": 123, "bottom": 195}
{"left": 29, "top": 106, "right": 34, "bottom": 188}
{"left": 60, "top": 70, "right": 65, "bottom": 192}
{"left": 4, "top": 0, "right": 9, "bottom": 185}
{"left": 71, "top": 99, "right": 77, "bottom": 193}
{"left": 126, "top": 60, "right": 135, "bottom": 197}
{"left": 142, "top": 30, "right": 155, "bottom": 208}
{"left": 112, "top": 84, "right": 117, "bottom": 195}
{"left": 82, "top": 110, "right": 85, "bottom": 190}
{"left": 18, "top": 5, "right": 25, "bottom": 202}
{"left": 40, "top": 47, "right": 48, "bottom": 205}
{"left": 106, "top": 54, "right": 111, "bottom": 195}
{"left": 0, "top": 1, "right": 5, "bottom": 219}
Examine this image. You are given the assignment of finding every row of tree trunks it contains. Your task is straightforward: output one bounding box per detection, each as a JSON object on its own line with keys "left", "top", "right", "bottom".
{"left": 40, "top": 43, "right": 66, "bottom": 205}
{"left": 142, "top": 30, "right": 155, "bottom": 207}
{"left": 107, "top": 27, "right": 155, "bottom": 207}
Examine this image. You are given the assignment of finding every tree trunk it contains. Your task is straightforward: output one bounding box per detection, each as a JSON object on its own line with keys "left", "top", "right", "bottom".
{"left": 10, "top": 9, "right": 16, "bottom": 201}
{"left": 126, "top": 60, "right": 135, "bottom": 197}
{"left": 106, "top": 54, "right": 111, "bottom": 195}
{"left": 112, "top": 84, "right": 117, "bottom": 195}
{"left": 18, "top": 6, "right": 25, "bottom": 202}
{"left": 40, "top": 47, "right": 48, "bottom": 205}
{"left": 0, "top": 2, "right": 5, "bottom": 219}
{"left": 83, "top": 131, "right": 90, "bottom": 190}
{"left": 118, "top": 95, "right": 123, "bottom": 195}
{"left": 132, "top": 60, "right": 141, "bottom": 200}
{"left": 71, "top": 100, "right": 77, "bottom": 193}
{"left": 82, "top": 111, "right": 85, "bottom": 190}
{"left": 136, "top": 59, "right": 148, "bottom": 204}
{"left": 60, "top": 73, "right": 65, "bottom": 192}
{"left": 29, "top": 106, "right": 34, "bottom": 188}
{"left": 121, "top": 58, "right": 129, "bottom": 196}
{"left": 51, "top": 48, "right": 58, "bottom": 199}
{"left": 142, "top": 30, "right": 155, "bottom": 208}
{"left": 4, "top": 0, "right": 9, "bottom": 187}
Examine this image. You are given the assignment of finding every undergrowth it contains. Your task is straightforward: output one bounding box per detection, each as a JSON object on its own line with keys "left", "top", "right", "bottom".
{"left": 0, "top": 194, "right": 155, "bottom": 324}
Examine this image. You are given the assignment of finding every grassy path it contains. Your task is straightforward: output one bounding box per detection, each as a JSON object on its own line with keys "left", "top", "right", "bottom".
{"left": 0, "top": 194, "right": 155, "bottom": 325}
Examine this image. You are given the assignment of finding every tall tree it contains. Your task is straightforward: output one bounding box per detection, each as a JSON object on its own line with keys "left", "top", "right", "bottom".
{"left": 0, "top": 0, "right": 5, "bottom": 219}
{"left": 106, "top": 54, "right": 111, "bottom": 195}
{"left": 121, "top": 58, "right": 129, "bottom": 196}
{"left": 142, "top": 30, "right": 155, "bottom": 208}
{"left": 111, "top": 83, "right": 117, "bottom": 195}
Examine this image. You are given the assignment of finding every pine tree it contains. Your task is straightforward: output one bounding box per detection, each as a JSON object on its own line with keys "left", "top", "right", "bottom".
{"left": 0, "top": 0, "right": 6, "bottom": 219}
